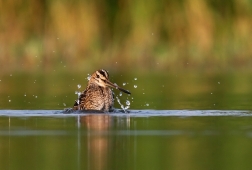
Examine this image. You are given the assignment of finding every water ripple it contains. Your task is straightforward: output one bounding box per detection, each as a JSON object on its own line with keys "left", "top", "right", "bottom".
{"left": 0, "top": 109, "right": 251, "bottom": 117}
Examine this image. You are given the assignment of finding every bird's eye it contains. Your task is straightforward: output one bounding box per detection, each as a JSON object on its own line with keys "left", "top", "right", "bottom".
{"left": 96, "top": 74, "right": 100, "bottom": 78}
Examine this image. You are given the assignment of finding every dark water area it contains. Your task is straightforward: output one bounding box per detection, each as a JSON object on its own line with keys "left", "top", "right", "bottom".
{"left": 1, "top": 110, "right": 252, "bottom": 170}
{"left": 1, "top": 71, "right": 252, "bottom": 170}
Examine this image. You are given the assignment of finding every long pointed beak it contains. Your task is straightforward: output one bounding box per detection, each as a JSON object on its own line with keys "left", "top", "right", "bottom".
{"left": 105, "top": 80, "right": 131, "bottom": 95}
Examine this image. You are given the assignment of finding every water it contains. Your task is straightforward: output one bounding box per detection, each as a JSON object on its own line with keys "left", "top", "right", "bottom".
{"left": 1, "top": 71, "right": 252, "bottom": 110}
{"left": 1, "top": 71, "right": 252, "bottom": 169}
{"left": 1, "top": 110, "right": 252, "bottom": 170}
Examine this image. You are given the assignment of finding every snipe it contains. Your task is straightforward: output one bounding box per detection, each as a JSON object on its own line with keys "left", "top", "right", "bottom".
{"left": 73, "top": 69, "right": 131, "bottom": 112}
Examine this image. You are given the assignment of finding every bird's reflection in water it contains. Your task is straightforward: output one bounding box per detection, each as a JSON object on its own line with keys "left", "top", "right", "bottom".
{"left": 80, "top": 114, "right": 111, "bottom": 130}
{"left": 79, "top": 113, "right": 112, "bottom": 170}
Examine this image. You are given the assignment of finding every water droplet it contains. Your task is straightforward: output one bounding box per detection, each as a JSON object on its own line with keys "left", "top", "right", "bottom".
{"left": 63, "top": 103, "right": 66, "bottom": 106}
{"left": 146, "top": 103, "right": 149, "bottom": 106}
{"left": 10, "top": 74, "right": 12, "bottom": 76}
{"left": 123, "top": 83, "right": 126, "bottom": 86}
{"left": 125, "top": 106, "right": 130, "bottom": 109}
{"left": 218, "top": 82, "right": 220, "bottom": 84}
{"left": 9, "top": 100, "right": 11, "bottom": 102}
{"left": 211, "top": 93, "right": 213, "bottom": 95}
{"left": 77, "top": 84, "right": 81, "bottom": 89}
{"left": 35, "top": 96, "right": 38, "bottom": 98}
{"left": 134, "top": 85, "right": 137, "bottom": 88}
{"left": 87, "top": 74, "right": 91, "bottom": 81}
{"left": 134, "top": 78, "right": 137, "bottom": 80}
{"left": 126, "top": 100, "right": 130, "bottom": 106}
{"left": 24, "top": 93, "right": 26, "bottom": 97}
{"left": 119, "top": 92, "right": 122, "bottom": 96}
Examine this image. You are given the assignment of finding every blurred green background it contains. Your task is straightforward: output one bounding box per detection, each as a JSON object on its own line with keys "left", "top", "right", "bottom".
{"left": 1, "top": 0, "right": 252, "bottom": 72}
{"left": 1, "top": 0, "right": 252, "bottom": 110}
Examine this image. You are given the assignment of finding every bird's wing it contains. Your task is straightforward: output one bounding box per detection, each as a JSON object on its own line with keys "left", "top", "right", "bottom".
{"left": 73, "top": 86, "right": 104, "bottom": 110}
{"left": 73, "top": 89, "right": 87, "bottom": 110}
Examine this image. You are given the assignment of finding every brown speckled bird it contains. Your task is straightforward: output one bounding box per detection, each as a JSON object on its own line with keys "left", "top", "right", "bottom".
{"left": 73, "top": 69, "right": 131, "bottom": 112}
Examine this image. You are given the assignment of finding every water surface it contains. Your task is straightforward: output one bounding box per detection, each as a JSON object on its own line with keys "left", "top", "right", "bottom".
{"left": 1, "top": 110, "right": 252, "bottom": 170}
{"left": 1, "top": 72, "right": 252, "bottom": 170}
{"left": 1, "top": 71, "right": 252, "bottom": 110}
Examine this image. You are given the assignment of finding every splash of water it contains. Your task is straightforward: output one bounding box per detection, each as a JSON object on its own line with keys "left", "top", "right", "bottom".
{"left": 124, "top": 100, "right": 130, "bottom": 109}
{"left": 75, "top": 91, "right": 82, "bottom": 104}
{"left": 87, "top": 74, "right": 91, "bottom": 81}
{"left": 126, "top": 100, "right": 130, "bottom": 105}
{"left": 116, "top": 97, "right": 130, "bottom": 113}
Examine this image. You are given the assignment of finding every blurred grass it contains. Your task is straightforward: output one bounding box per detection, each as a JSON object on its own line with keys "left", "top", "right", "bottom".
{"left": 1, "top": 0, "right": 252, "bottom": 73}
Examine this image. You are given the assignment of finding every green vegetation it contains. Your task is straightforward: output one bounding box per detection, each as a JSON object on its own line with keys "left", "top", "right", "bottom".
{"left": 1, "top": 0, "right": 252, "bottom": 72}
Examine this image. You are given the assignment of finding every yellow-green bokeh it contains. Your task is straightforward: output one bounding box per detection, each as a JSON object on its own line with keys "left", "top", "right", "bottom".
{"left": 1, "top": 0, "right": 252, "bottom": 73}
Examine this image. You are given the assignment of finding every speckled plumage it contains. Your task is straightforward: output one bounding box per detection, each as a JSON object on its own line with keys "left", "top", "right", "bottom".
{"left": 73, "top": 69, "right": 131, "bottom": 112}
